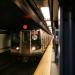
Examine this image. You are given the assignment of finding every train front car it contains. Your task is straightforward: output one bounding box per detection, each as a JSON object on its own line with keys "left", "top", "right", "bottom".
{"left": 20, "top": 29, "right": 42, "bottom": 56}
{"left": 10, "top": 29, "right": 51, "bottom": 62}
{"left": 10, "top": 29, "right": 42, "bottom": 56}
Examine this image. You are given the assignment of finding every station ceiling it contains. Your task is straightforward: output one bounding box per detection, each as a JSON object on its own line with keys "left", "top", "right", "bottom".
{"left": 0, "top": 0, "right": 59, "bottom": 32}
{"left": 14, "top": 0, "right": 59, "bottom": 29}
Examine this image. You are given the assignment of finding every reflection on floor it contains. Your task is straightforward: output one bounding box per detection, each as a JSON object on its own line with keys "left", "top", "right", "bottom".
{"left": 50, "top": 49, "right": 59, "bottom": 75}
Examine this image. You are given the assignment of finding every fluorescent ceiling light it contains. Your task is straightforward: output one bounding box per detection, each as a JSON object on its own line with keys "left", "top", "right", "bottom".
{"left": 49, "top": 28, "right": 52, "bottom": 33}
{"left": 46, "top": 21, "right": 51, "bottom": 26}
{"left": 58, "top": 8, "right": 60, "bottom": 20}
{"left": 49, "top": 26, "right": 52, "bottom": 29}
{"left": 40, "top": 7, "right": 50, "bottom": 20}
{"left": 49, "top": 27, "right": 52, "bottom": 32}
{"left": 58, "top": 8, "right": 60, "bottom": 25}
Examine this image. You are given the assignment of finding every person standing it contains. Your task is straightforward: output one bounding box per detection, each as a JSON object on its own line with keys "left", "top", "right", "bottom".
{"left": 55, "top": 35, "right": 59, "bottom": 64}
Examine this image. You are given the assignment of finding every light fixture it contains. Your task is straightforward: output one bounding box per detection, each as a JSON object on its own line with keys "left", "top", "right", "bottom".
{"left": 46, "top": 21, "right": 51, "bottom": 26}
{"left": 16, "top": 47, "right": 19, "bottom": 50}
{"left": 49, "top": 26, "right": 52, "bottom": 29}
{"left": 49, "top": 27, "right": 52, "bottom": 33}
{"left": 40, "top": 7, "right": 50, "bottom": 20}
{"left": 32, "top": 46, "right": 36, "bottom": 51}
{"left": 58, "top": 8, "right": 60, "bottom": 25}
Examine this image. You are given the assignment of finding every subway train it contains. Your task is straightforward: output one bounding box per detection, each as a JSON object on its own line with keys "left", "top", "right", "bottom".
{"left": 10, "top": 25, "right": 52, "bottom": 61}
{"left": 0, "top": 0, "right": 52, "bottom": 62}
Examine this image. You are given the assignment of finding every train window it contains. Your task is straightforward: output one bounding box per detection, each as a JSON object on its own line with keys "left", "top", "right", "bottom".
{"left": 22, "top": 30, "right": 30, "bottom": 50}
{"left": 11, "top": 33, "right": 20, "bottom": 48}
{"left": 23, "top": 31, "right": 30, "bottom": 41}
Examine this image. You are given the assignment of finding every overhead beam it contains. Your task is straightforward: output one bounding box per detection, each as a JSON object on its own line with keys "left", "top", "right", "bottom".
{"left": 13, "top": 0, "right": 51, "bottom": 34}
{"left": 48, "top": 0, "right": 59, "bottom": 30}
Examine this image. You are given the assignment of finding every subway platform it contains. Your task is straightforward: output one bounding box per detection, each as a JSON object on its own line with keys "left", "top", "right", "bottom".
{"left": 0, "top": 39, "right": 60, "bottom": 75}
{"left": 33, "top": 39, "right": 60, "bottom": 75}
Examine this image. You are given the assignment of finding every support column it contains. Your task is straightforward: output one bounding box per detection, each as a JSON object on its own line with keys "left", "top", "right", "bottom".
{"left": 60, "top": 2, "right": 73, "bottom": 75}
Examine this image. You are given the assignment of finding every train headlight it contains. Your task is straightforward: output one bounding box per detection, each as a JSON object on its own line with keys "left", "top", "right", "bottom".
{"left": 16, "top": 47, "right": 20, "bottom": 50}
{"left": 32, "top": 35, "right": 38, "bottom": 40}
{"left": 32, "top": 46, "right": 36, "bottom": 51}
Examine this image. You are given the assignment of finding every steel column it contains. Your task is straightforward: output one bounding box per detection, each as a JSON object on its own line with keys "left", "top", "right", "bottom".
{"left": 60, "top": 2, "right": 73, "bottom": 75}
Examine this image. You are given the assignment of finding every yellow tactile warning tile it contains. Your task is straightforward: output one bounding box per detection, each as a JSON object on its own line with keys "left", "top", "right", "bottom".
{"left": 33, "top": 39, "right": 53, "bottom": 75}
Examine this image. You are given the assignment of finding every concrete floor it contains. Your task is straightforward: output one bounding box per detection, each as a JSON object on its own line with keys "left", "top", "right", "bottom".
{"left": 50, "top": 49, "right": 60, "bottom": 75}
{"left": 34, "top": 41, "right": 52, "bottom": 75}
{"left": 34, "top": 40, "right": 60, "bottom": 75}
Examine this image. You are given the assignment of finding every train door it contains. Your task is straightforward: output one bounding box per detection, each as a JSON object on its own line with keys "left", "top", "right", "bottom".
{"left": 21, "top": 30, "right": 30, "bottom": 55}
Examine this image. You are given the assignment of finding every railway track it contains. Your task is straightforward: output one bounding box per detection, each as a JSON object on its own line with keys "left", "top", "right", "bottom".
{"left": 0, "top": 51, "right": 42, "bottom": 75}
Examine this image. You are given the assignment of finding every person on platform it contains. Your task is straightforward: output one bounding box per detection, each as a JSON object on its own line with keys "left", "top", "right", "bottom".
{"left": 55, "top": 35, "right": 59, "bottom": 64}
